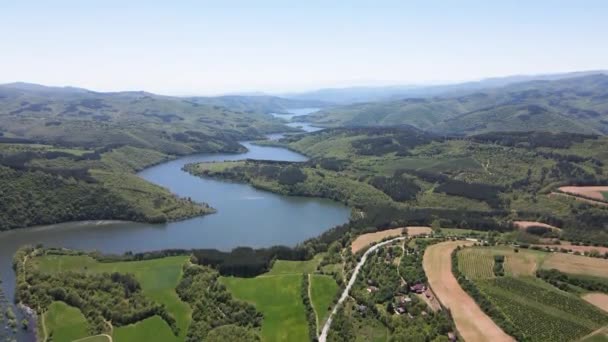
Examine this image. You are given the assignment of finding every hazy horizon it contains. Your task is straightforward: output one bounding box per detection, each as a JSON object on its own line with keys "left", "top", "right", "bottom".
{"left": 2, "top": 1, "right": 607, "bottom": 95}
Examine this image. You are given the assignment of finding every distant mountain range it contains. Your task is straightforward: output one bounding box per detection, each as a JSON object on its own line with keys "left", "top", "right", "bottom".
{"left": 301, "top": 74, "right": 608, "bottom": 135}
{"left": 282, "top": 70, "right": 608, "bottom": 105}
{"left": 0, "top": 82, "right": 324, "bottom": 153}
{"left": 3, "top": 70, "right": 608, "bottom": 138}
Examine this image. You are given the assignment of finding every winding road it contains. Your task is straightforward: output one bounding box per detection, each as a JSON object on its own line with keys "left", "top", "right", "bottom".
{"left": 318, "top": 237, "right": 405, "bottom": 342}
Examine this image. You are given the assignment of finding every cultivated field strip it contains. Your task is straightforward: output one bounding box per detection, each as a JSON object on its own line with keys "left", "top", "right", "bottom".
{"left": 457, "top": 248, "right": 494, "bottom": 279}
{"left": 478, "top": 277, "right": 608, "bottom": 341}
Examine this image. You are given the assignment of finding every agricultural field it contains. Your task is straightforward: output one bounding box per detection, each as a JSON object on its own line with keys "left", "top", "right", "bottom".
{"left": 457, "top": 248, "right": 495, "bottom": 279}
{"left": 267, "top": 254, "right": 324, "bottom": 275}
{"left": 309, "top": 274, "right": 339, "bottom": 326}
{"left": 541, "top": 253, "right": 608, "bottom": 278}
{"left": 558, "top": 186, "right": 608, "bottom": 202}
{"left": 456, "top": 245, "right": 608, "bottom": 341}
{"left": 583, "top": 293, "right": 608, "bottom": 313}
{"left": 350, "top": 226, "right": 432, "bottom": 254}
{"left": 477, "top": 277, "right": 608, "bottom": 341}
{"left": 458, "top": 246, "right": 547, "bottom": 279}
{"left": 219, "top": 255, "right": 327, "bottom": 342}
{"left": 220, "top": 274, "right": 308, "bottom": 342}
{"left": 28, "top": 254, "right": 191, "bottom": 342}
{"left": 44, "top": 301, "right": 90, "bottom": 342}
{"left": 423, "top": 241, "right": 514, "bottom": 342}
{"left": 351, "top": 227, "right": 405, "bottom": 253}
{"left": 112, "top": 316, "right": 179, "bottom": 342}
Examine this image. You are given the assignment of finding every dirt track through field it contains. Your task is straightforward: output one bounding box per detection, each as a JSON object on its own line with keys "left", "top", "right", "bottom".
{"left": 423, "top": 241, "right": 514, "bottom": 342}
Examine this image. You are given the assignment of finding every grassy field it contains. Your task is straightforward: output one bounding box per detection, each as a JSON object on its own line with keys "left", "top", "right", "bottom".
{"left": 266, "top": 253, "right": 324, "bottom": 275}
{"left": 309, "top": 275, "right": 339, "bottom": 326}
{"left": 113, "top": 316, "right": 179, "bottom": 342}
{"left": 44, "top": 301, "right": 90, "bottom": 342}
{"left": 30, "top": 255, "right": 191, "bottom": 342}
{"left": 541, "top": 253, "right": 608, "bottom": 278}
{"left": 458, "top": 246, "right": 548, "bottom": 279}
{"left": 221, "top": 274, "right": 308, "bottom": 342}
{"left": 219, "top": 256, "right": 326, "bottom": 342}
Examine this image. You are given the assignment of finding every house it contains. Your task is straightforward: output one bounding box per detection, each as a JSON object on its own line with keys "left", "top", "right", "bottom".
{"left": 396, "top": 296, "right": 412, "bottom": 304}
{"left": 367, "top": 286, "right": 379, "bottom": 293}
{"left": 395, "top": 307, "right": 406, "bottom": 315}
{"left": 448, "top": 332, "right": 457, "bottom": 342}
{"left": 410, "top": 283, "right": 426, "bottom": 294}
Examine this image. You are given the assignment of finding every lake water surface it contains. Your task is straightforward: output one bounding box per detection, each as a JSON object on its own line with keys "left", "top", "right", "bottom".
{"left": 0, "top": 108, "right": 349, "bottom": 311}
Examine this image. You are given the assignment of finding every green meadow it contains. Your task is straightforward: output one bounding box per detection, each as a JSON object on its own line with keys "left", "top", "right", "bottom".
{"left": 309, "top": 274, "right": 339, "bottom": 326}
{"left": 31, "top": 255, "right": 191, "bottom": 342}
{"left": 44, "top": 301, "right": 89, "bottom": 342}
{"left": 221, "top": 274, "right": 308, "bottom": 342}
{"left": 220, "top": 255, "right": 338, "bottom": 342}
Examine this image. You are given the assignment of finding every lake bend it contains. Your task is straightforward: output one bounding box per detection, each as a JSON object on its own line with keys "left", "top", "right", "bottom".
{"left": 0, "top": 109, "right": 349, "bottom": 313}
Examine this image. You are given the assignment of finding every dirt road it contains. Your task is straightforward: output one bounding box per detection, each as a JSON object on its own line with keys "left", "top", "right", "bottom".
{"left": 319, "top": 237, "right": 406, "bottom": 342}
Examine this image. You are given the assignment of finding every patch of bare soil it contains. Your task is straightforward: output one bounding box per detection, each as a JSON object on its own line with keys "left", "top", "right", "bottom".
{"left": 559, "top": 186, "right": 608, "bottom": 201}
{"left": 582, "top": 293, "right": 608, "bottom": 313}
{"left": 513, "top": 221, "right": 561, "bottom": 231}
{"left": 406, "top": 226, "right": 433, "bottom": 236}
{"left": 542, "top": 253, "right": 608, "bottom": 278}
{"left": 351, "top": 228, "right": 406, "bottom": 253}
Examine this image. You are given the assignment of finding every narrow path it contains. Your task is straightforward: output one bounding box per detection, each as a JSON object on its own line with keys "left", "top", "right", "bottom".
{"left": 308, "top": 273, "right": 320, "bottom": 336}
{"left": 40, "top": 310, "right": 48, "bottom": 342}
{"left": 72, "top": 333, "right": 113, "bottom": 342}
{"left": 423, "top": 241, "right": 514, "bottom": 342}
{"left": 318, "top": 237, "right": 405, "bottom": 342}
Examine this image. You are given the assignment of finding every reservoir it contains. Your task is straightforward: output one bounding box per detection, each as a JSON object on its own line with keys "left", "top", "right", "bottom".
{"left": 0, "top": 109, "right": 349, "bottom": 308}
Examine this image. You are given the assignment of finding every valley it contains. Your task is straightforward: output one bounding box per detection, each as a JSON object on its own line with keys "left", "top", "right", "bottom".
{"left": 2, "top": 78, "right": 608, "bottom": 342}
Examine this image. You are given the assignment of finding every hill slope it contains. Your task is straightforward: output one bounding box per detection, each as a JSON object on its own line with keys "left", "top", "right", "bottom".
{"left": 0, "top": 84, "right": 321, "bottom": 230}
{"left": 303, "top": 74, "right": 608, "bottom": 135}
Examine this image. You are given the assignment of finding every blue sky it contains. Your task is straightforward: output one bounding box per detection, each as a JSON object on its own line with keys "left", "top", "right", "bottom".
{"left": 1, "top": 1, "right": 607, "bottom": 95}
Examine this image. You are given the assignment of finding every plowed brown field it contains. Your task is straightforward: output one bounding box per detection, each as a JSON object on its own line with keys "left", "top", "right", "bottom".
{"left": 423, "top": 241, "right": 514, "bottom": 342}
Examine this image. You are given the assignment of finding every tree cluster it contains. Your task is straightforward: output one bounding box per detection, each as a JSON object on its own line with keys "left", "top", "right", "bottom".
{"left": 536, "top": 269, "right": 608, "bottom": 293}
{"left": 176, "top": 263, "right": 262, "bottom": 342}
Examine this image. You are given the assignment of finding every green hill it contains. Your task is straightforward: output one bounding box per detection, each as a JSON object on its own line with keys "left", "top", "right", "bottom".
{"left": 304, "top": 74, "right": 608, "bottom": 135}
{"left": 0, "top": 84, "right": 321, "bottom": 230}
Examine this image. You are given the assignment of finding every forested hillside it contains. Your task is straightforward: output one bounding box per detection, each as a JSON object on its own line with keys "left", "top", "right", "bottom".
{"left": 0, "top": 84, "right": 319, "bottom": 230}
{"left": 303, "top": 74, "right": 608, "bottom": 135}
{"left": 189, "top": 127, "right": 608, "bottom": 245}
